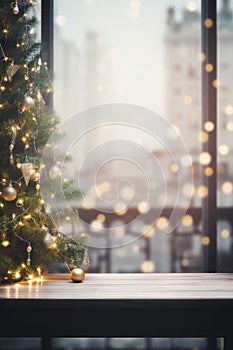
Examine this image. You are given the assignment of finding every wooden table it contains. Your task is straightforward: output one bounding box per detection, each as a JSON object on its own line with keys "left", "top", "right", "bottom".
{"left": 0, "top": 273, "right": 233, "bottom": 350}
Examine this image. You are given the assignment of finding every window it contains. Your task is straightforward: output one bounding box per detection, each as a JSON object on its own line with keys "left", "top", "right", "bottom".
{"left": 40, "top": 0, "right": 233, "bottom": 274}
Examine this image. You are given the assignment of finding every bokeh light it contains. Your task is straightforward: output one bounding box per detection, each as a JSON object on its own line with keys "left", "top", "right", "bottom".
{"left": 156, "top": 216, "right": 168, "bottom": 230}
{"left": 137, "top": 201, "right": 150, "bottom": 214}
{"left": 141, "top": 260, "right": 155, "bottom": 273}
{"left": 199, "top": 152, "right": 212, "bottom": 166}
{"left": 218, "top": 144, "right": 229, "bottom": 156}
{"left": 205, "top": 166, "right": 214, "bottom": 177}
{"left": 221, "top": 181, "right": 233, "bottom": 194}
{"left": 204, "top": 121, "right": 215, "bottom": 132}
{"left": 197, "top": 185, "right": 209, "bottom": 198}
{"left": 182, "top": 215, "right": 193, "bottom": 227}
{"left": 201, "top": 236, "right": 210, "bottom": 246}
{"left": 221, "top": 229, "right": 230, "bottom": 239}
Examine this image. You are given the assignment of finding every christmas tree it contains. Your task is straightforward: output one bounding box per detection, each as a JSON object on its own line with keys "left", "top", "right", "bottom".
{"left": 0, "top": 0, "right": 88, "bottom": 283}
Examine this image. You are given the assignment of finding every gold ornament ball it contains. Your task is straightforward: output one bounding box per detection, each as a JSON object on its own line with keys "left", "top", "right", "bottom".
{"left": 32, "top": 171, "right": 40, "bottom": 182}
{"left": 70, "top": 268, "right": 85, "bottom": 283}
{"left": 23, "top": 96, "right": 35, "bottom": 109}
{"left": 2, "top": 185, "right": 17, "bottom": 201}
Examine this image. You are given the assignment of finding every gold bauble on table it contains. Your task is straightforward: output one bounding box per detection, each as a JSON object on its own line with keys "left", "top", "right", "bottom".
{"left": 70, "top": 268, "right": 85, "bottom": 283}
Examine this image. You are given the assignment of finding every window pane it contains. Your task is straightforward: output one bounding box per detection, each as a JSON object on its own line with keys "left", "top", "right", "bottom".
{"left": 53, "top": 0, "right": 204, "bottom": 273}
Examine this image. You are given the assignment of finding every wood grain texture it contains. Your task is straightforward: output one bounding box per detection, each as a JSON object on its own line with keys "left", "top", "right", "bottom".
{"left": 1, "top": 273, "right": 233, "bottom": 300}
{"left": 0, "top": 273, "right": 232, "bottom": 338}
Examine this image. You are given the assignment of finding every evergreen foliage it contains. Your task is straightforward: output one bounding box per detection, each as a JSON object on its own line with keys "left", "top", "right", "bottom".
{"left": 0, "top": 0, "right": 86, "bottom": 282}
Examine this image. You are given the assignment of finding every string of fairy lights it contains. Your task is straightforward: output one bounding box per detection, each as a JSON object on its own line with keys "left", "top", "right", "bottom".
{"left": 0, "top": 0, "right": 85, "bottom": 284}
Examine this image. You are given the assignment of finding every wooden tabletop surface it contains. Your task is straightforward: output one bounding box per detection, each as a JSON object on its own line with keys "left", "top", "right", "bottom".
{"left": 0, "top": 273, "right": 233, "bottom": 338}
{"left": 1, "top": 273, "right": 233, "bottom": 300}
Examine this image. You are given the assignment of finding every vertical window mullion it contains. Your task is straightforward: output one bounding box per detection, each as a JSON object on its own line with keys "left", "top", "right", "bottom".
{"left": 201, "top": 0, "right": 217, "bottom": 272}
{"left": 41, "top": 0, "right": 54, "bottom": 105}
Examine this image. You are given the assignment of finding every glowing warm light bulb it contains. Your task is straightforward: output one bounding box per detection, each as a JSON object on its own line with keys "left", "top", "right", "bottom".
{"left": 182, "top": 215, "right": 193, "bottom": 227}
{"left": 197, "top": 185, "right": 209, "bottom": 198}
{"left": 221, "top": 229, "right": 230, "bottom": 239}
{"left": 201, "top": 236, "right": 210, "bottom": 245}
{"left": 181, "top": 258, "right": 189, "bottom": 267}
{"left": 205, "top": 63, "right": 213, "bottom": 72}
{"left": 137, "top": 201, "right": 150, "bottom": 214}
{"left": 142, "top": 224, "right": 155, "bottom": 238}
{"left": 198, "top": 131, "right": 208, "bottom": 143}
{"left": 56, "top": 15, "right": 66, "bottom": 26}
{"left": 199, "top": 152, "right": 212, "bottom": 165}
{"left": 218, "top": 144, "right": 229, "bottom": 156}
{"left": 90, "top": 220, "right": 103, "bottom": 231}
{"left": 205, "top": 167, "right": 213, "bottom": 177}
{"left": 198, "top": 52, "right": 206, "bottom": 62}
{"left": 24, "top": 214, "right": 31, "bottom": 220}
{"left": 2, "top": 240, "right": 10, "bottom": 247}
{"left": 171, "top": 163, "right": 179, "bottom": 173}
{"left": 15, "top": 272, "right": 21, "bottom": 279}
{"left": 224, "top": 105, "right": 233, "bottom": 116}
{"left": 205, "top": 18, "right": 213, "bottom": 28}
{"left": 97, "top": 214, "right": 106, "bottom": 223}
{"left": 221, "top": 181, "right": 233, "bottom": 194}
{"left": 212, "top": 79, "right": 219, "bottom": 88}
{"left": 141, "top": 260, "right": 155, "bottom": 273}
{"left": 114, "top": 202, "right": 128, "bottom": 215}
{"left": 156, "top": 216, "right": 168, "bottom": 230}
{"left": 187, "top": 1, "right": 197, "bottom": 12}
{"left": 204, "top": 121, "right": 215, "bottom": 132}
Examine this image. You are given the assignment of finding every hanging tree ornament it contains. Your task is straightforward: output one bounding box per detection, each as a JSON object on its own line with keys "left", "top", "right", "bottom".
{"left": 81, "top": 248, "right": 90, "bottom": 272}
{"left": 1, "top": 183, "right": 17, "bottom": 201}
{"left": 22, "top": 95, "right": 35, "bottom": 111}
{"left": 44, "top": 231, "right": 56, "bottom": 249}
{"left": 26, "top": 244, "right": 32, "bottom": 267}
{"left": 8, "top": 125, "right": 18, "bottom": 164}
{"left": 12, "top": 0, "right": 19, "bottom": 15}
{"left": 7, "top": 62, "right": 20, "bottom": 82}
{"left": 9, "top": 143, "right": 15, "bottom": 164}
{"left": 31, "top": 171, "right": 40, "bottom": 182}
{"left": 20, "top": 162, "right": 34, "bottom": 186}
{"left": 49, "top": 165, "right": 62, "bottom": 180}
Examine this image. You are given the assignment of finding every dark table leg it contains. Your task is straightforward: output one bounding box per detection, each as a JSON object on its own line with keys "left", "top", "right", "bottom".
{"left": 224, "top": 337, "right": 233, "bottom": 350}
{"left": 41, "top": 337, "right": 52, "bottom": 350}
